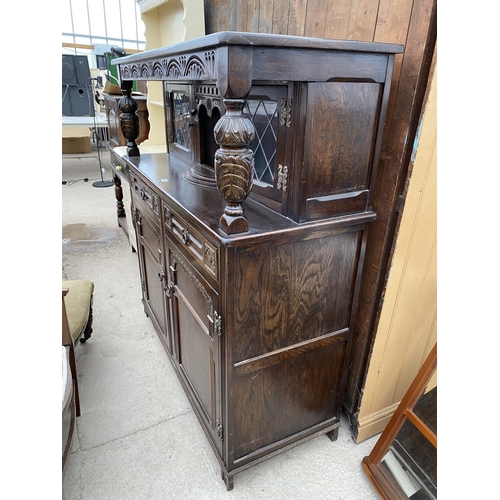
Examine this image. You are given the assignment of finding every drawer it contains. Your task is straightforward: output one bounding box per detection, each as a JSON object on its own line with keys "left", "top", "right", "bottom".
{"left": 163, "top": 203, "right": 219, "bottom": 283}
{"left": 135, "top": 207, "right": 161, "bottom": 256}
{"left": 130, "top": 171, "right": 160, "bottom": 223}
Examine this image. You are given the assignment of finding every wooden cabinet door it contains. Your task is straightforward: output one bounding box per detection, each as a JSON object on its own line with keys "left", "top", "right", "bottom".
{"left": 296, "top": 81, "right": 383, "bottom": 222}
{"left": 165, "top": 84, "right": 196, "bottom": 163}
{"left": 134, "top": 206, "right": 171, "bottom": 353}
{"left": 244, "top": 85, "right": 289, "bottom": 213}
{"left": 166, "top": 239, "right": 223, "bottom": 457}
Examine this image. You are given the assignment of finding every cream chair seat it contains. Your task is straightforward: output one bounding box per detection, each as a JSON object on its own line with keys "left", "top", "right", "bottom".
{"left": 62, "top": 279, "right": 94, "bottom": 418}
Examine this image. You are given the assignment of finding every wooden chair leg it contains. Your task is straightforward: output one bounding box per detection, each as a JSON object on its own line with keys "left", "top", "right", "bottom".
{"left": 80, "top": 298, "right": 94, "bottom": 343}
{"left": 68, "top": 345, "right": 81, "bottom": 417}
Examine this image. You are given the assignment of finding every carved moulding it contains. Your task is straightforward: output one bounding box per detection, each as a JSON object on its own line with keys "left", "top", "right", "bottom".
{"left": 120, "top": 50, "right": 217, "bottom": 81}
{"left": 118, "top": 81, "right": 140, "bottom": 156}
{"left": 213, "top": 99, "right": 255, "bottom": 235}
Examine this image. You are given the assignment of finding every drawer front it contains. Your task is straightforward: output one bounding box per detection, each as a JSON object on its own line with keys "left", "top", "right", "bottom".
{"left": 163, "top": 202, "right": 219, "bottom": 284}
{"left": 136, "top": 207, "right": 161, "bottom": 257}
{"left": 130, "top": 171, "right": 160, "bottom": 223}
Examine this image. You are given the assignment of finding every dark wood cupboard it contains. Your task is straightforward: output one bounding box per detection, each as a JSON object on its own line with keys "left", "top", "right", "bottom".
{"left": 111, "top": 31, "right": 403, "bottom": 490}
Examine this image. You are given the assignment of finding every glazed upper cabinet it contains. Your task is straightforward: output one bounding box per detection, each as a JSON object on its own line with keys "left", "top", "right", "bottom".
{"left": 164, "top": 83, "right": 288, "bottom": 212}
{"left": 115, "top": 32, "right": 402, "bottom": 234}
{"left": 112, "top": 32, "right": 403, "bottom": 490}
{"left": 163, "top": 78, "right": 388, "bottom": 223}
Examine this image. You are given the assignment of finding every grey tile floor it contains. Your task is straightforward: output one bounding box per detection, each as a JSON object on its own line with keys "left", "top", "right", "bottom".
{"left": 62, "top": 144, "right": 381, "bottom": 500}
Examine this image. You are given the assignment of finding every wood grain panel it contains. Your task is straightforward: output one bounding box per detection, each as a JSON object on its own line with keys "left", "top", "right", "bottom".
{"left": 324, "top": 0, "right": 352, "bottom": 39}
{"left": 245, "top": 0, "right": 261, "bottom": 32}
{"left": 303, "top": 82, "right": 381, "bottom": 199}
{"left": 272, "top": 0, "right": 290, "bottom": 35}
{"left": 231, "top": 341, "right": 346, "bottom": 461}
{"left": 303, "top": 0, "right": 328, "bottom": 38}
{"left": 232, "top": 232, "right": 360, "bottom": 363}
{"left": 258, "top": 0, "right": 273, "bottom": 33}
{"left": 346, "top": 0, "right": 379, "bottom": 41}
{"left": 287, "top": 0, "right": 308, "bottom": 36}
{"left": 204, "top": 0, "right": 234, "bottom": 33}
{"left": 203, "top": 0, "right": 437, "bottom": 424}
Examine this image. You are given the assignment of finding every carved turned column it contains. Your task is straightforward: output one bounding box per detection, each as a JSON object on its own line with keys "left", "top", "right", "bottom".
{"left": 118, "top": 80, "right": 140, "bottom": 157}
{"left": 213, "top": 99, "right": 255, "bottom": 234}
{"left": 214, "top": 46, "right": 255, "bottom": 235}
{"left": 113, "top": 173, "right": 125, "bottom": 218}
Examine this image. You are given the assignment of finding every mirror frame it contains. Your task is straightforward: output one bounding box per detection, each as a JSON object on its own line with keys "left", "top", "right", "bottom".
{"left": 362, "top": 343, "right": 437, "bottom": 499}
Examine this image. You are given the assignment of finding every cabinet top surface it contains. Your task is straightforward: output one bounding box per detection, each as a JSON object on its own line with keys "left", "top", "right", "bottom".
{"left": 123, "top": 152, "right": 376, "bottom": 245}
{"left": 112, "top": 31, "right": 404, "bottom": 68}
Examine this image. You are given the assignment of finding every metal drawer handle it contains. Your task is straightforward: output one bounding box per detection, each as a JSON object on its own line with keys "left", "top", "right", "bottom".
{"left": 182, "top": 229, "right": 191, "bottom": 245}
{"left": 157, "top": 272, "right": 164, "bottom": 282}
{"left": 164, "top": 281, "right": 175, "bottom": 298}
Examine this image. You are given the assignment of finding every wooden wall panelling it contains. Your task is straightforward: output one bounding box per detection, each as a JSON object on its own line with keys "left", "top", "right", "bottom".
{"left": 287, "top": 0, "right": 307, "bottom": 36}
{"left": 345, "top": 0, "right": 437, "bottom": 418}
{"left": 345, "top": 0, "right": 379, "bottom": 41}
{"left": 258, "top": 0, "right": 273, "bottom": 33}
{"left": 354, "top": 63, "right": 437, "bottom": 441}
{"left": 272, "top": 0, "right": 290, "bottom": 35}
{"left": 244, "top": 0, "right": 260, "bottom": 32}
{"left": 204, "top": 0, "right": 232, "bottom": 34}
{"left": 324, "top": 0, "right": 352, "bottom": 40}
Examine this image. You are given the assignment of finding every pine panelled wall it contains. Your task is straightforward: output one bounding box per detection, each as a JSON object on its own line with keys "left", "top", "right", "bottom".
{"left": 356, "top": 65, "right": 437, "bottom": 441}
{"left": 203, "top": 0, "right": 437, "bottom": 437}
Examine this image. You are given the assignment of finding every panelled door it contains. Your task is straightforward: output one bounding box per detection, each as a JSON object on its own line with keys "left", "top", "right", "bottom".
{"left": 165, "top": 238, "right": 223, "bottom": 458}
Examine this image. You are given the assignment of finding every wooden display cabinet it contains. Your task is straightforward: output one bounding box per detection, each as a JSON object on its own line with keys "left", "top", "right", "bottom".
{"left": 112, "top": 31, "right": 403, "bottom": 490}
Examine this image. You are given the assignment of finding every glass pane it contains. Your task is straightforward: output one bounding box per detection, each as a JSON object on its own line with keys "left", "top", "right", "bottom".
{"left": 62, "top": 0, "right": 74, "bottom": 34}
{"left": 413, "top": 386, "right": 437, "bottom": 436}
{"left": 244, "top": 99, "right": 278, "bottom": 187}
{"left": 88, "top": 0, "right": 107, "bottom": 39}
{"left": 71, "top": 0, "right": 90, "bottom": 36}
{"left": 172, "top": 92, "right": 191, "bottom": 151}
{"left": 380, "top": 387, "right": 437, "bottom": 500}
{"left": 104, "top": 0, "right": 122, "bottom": 40}
{"left": 121, "top": 0, "right": 139, "bottom": 42}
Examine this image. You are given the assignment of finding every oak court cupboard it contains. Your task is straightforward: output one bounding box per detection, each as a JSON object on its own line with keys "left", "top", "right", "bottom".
{"left": 111, "top": 31, "right": 403, "bottom": 490}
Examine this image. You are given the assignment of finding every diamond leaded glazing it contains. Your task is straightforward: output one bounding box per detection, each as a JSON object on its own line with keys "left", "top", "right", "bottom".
{"left": 172, "top": 92, "right": 191, "bottom": 151}
{"left": 244, "top": 99, "right": 278, "bottom": 186}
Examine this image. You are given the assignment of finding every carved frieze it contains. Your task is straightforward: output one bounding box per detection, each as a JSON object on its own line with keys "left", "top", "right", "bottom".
{"left": 203, "top": 242, "right": 217, "bottom": 276}
{"left": 120, "top": 50, "right": 217, "bottom": 82}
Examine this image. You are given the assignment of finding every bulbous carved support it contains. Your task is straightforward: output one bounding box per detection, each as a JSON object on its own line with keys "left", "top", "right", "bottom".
{"left": 119, "top": 80, "right": 140, "bottom": 157}
{"left": 214, "top": 99, "right": 255, "bottom": 234}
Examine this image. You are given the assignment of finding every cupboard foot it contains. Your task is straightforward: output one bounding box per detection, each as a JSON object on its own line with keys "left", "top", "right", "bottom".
{"left": 221, "top": 470, "right": 234, "bottom": 491}
{"left": 326, "top": 427, "right": 340, "bottom": 442}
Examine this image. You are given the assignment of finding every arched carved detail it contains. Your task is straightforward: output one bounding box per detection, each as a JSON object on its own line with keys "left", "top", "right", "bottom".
{"left": 152, "top": 61, "right": 164, "bottom": 78}
{"left": 119, "top": 50, "right": 217, "bottom": 82}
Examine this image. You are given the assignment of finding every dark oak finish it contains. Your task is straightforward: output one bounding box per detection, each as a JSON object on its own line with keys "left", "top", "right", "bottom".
{"left": 112, "top": 32, "right": 401, "bottom": 489}
{"left": 203, "top": 0, "right": 437, "bottom": 436}
{"left": 113, "top": 32, "right": 402, "bottom": 232}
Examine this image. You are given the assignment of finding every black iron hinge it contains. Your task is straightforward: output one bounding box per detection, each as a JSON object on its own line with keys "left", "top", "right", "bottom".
{"left": 214, "top": 311, "right": 222, "bottom": 337}
{"left": 217, "top": 419, "right": 224, "bottom": 441}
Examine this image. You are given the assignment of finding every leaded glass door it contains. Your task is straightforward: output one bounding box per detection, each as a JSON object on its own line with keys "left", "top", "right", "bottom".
{"left": 165, "top": 84, "right": 195, "bottom": 162}
{"left": 244, "top": 85, "right": 288, "bottom": 211}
